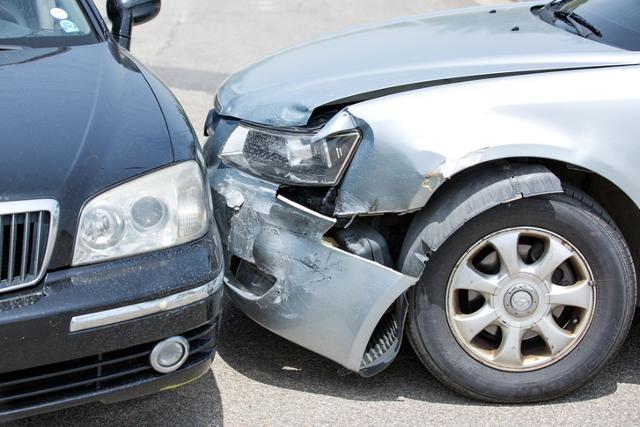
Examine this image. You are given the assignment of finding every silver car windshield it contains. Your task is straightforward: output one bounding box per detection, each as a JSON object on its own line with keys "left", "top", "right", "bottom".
{"left": 538, "top": 0, "right": 640, "bottom": 51}
{"left": 0, "top": 0, "right": 97, "bottom": 47}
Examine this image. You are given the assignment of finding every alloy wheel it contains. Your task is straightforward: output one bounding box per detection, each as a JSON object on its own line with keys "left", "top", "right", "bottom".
{"left": 446, "top": 227, "right": 596, "bottom": 371}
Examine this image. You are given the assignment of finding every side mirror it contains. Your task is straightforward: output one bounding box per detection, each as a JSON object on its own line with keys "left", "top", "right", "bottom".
{"left": 106, "top": 0, "right": 161, "bottom": 50}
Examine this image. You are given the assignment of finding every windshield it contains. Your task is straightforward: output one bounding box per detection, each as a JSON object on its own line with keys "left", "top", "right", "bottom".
{"left": 537, "top": 0, "right": 640, "bottom": 51}
{"left": 0, "top": 0, "right": 97, "bottom": 47}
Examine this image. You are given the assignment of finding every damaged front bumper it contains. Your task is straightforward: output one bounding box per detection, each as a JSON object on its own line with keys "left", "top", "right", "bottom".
{"left": 211, "top": 167, "right": 417, "bottom": 374}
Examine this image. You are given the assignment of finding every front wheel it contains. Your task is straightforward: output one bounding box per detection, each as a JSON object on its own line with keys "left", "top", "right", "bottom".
{"left": 404, "top": 190, "right": 636, "bottom": 402}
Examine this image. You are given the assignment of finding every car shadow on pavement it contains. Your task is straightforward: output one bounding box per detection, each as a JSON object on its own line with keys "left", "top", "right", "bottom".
{"left": 10, "top": 369, "right": 223, "bottom": 427}
{"left": 218, "top": 298, "right": 640, "bottom": 406}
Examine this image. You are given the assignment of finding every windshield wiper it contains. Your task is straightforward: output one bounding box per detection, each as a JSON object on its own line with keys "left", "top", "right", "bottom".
{"left": 546, "top": 0, "right": 574, "bottom": 10}
{"left": 553, "top": 10, "right": 602, "bottom": 38}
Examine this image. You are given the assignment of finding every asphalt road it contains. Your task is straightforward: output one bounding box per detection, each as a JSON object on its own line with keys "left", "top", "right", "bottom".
{"left": 11, "top": 0, "right": 640, "bottom": 425}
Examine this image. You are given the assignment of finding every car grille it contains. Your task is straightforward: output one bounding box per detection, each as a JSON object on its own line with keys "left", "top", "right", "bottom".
{"left": 0, "top": 200, "right": 58, "bottom": 294}
{"left": 0, "top": 319, "right": 217, "bottom": 415}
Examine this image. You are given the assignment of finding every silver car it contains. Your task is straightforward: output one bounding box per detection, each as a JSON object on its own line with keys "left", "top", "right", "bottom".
{"left": 205, "top": 0, "right": 640, "bottom": 402}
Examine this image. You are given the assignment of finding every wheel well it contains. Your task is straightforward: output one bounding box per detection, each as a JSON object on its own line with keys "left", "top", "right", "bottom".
{"left": 363, "top": 158, "right": 640, "bottom": 279}
{"left": 539, "top": 159, "right": 640, "bottom": 284}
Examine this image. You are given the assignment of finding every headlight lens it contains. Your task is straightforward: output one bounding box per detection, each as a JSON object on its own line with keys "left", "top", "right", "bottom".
{"left": 219, "top": 124, "right": 361, "bottom": 185}
{"left": 79, "top": 204, "right": 125, "bottom": 250}
{"left": 73, "top": 161, "right": 208, "bottom": 266}
{"left": 131, "top": 196, "right": 167, "bottom": 232}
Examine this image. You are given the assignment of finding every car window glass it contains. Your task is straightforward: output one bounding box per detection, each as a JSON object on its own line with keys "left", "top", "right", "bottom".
{"left": 0, "top": 0, "right": 97, "bottom": 46}
{"left": 541, "top": 0, "right": 640, "bottom": 51}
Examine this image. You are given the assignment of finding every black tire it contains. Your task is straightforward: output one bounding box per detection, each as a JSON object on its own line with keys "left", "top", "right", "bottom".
{"left": 402, "top": 190, "right": 636, "bottom": 403}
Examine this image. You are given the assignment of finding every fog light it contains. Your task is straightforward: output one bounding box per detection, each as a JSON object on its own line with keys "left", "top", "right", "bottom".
{"left": 150, "top": 336, "right": 190, "bottom": 373}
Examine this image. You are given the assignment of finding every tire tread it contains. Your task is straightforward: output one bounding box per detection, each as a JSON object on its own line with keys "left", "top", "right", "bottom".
{"left": 405, "top": 185, "right": 637, "bottom": 403}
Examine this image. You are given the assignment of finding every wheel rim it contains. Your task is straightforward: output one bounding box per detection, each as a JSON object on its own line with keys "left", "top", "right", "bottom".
{"left": 446, "top": 226, "right": 596, "bottom": 371}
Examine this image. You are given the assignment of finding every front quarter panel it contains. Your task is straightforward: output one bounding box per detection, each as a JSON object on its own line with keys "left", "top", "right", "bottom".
{"left": 337, "top": 65, "right": 640, "bottom": 216}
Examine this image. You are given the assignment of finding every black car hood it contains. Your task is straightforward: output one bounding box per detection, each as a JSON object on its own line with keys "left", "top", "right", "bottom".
{"left": 0, "top": 41, "right": 173, "bottom": 268}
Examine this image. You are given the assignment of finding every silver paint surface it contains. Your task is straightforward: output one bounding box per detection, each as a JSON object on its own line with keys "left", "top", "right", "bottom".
{"left": 211, "top": 168, "right": 417, "bottom": 371}
{"left": 216, "top": 2, "right": 640, "bottom": 127}
{"left": 338, "top": 64, "right": 640, "bottom": 215}
{"left": 210, "top": 3, "right": 640, "bottom": 372}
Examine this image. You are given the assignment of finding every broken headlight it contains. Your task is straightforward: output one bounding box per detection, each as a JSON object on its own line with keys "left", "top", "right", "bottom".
{"left": 72, "top": 161, "right": 209, "bottom": 266}
{"left": 219, "top": 124, "right": 361, "bottom": 186}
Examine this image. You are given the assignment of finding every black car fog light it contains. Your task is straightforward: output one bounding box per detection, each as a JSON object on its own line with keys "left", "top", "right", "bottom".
{"left": 150, "top": 336, "right": 190, "bottom": 373}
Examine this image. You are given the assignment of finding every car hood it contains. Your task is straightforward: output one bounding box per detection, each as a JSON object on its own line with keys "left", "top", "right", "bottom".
{"left": 217, "top": 3, "right": 640, "bottom": 127}
{"left": 0, "top": 42, "right": 173, "bottom": 268}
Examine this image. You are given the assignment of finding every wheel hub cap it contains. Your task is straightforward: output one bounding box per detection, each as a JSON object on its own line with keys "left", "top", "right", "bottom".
{"left": 446, "top": 227, "right": 596, "bottom": 371}
{"left": 504, "top": 284, "right": 538, "bottom": 317}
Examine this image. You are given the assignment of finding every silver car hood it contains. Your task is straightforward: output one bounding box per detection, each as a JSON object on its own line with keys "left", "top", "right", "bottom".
{"left": 216, "top": 3, "right": 640, "bottom": 127}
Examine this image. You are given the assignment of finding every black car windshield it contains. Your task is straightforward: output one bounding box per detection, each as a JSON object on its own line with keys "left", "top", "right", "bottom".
{"left": 537, "top": 0, "right": 640, "bottom": 51}
{"left": 0, "top": 0, "right": 97, "bottom": 47}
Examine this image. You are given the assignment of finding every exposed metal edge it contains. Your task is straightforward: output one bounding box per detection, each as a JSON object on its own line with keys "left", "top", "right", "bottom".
{"left": 69, "top": 274, "right": 223, "bottom": 332}
{"left": 276, "top": 195, "right": 337, "bottom": 223}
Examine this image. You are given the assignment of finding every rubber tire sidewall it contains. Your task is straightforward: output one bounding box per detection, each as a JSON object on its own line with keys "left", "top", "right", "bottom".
{"left": 405, "top": 194, "right": 635, "bottom": 402}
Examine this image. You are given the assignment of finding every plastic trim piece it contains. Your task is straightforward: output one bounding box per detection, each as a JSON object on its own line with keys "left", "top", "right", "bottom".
{"left": 69, "top": 274, "right": 223, "bottom": 332}
{"left": 0, "top": 199, "right": 59, "bottom": 294}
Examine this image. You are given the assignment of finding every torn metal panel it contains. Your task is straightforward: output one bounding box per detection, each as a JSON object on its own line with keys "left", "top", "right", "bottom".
{"left": 334, "top": 113, "right": 447, "bottom": 216}
{"left": 419, "top": 163, "right": 563, "bottom": 251}
{"left": 211, "top": 167, "right": 417, "bottom": 372}
{"left": 400, "top": 163, "right": 563, "bottom": 278}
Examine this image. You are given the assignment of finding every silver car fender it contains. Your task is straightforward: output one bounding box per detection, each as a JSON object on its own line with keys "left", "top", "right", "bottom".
{"left": 337, "top": 65, "right": 640, "bottom": 217}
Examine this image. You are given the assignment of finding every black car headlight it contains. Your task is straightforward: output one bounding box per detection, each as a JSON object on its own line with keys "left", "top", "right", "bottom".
{"left": 218, "top": 123, "right": 361, "bottom": 186}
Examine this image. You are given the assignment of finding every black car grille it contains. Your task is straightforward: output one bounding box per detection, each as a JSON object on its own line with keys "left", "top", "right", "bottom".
{"left": 0, "top": 210, "right": 52, "bottom": 293}
{"left": 0, "top": 319, "right": 217, "bottom": 414}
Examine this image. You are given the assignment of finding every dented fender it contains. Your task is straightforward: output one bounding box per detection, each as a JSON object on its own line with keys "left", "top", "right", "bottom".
{"left": 335, "top": 65, "right": 640, "bottom": 216}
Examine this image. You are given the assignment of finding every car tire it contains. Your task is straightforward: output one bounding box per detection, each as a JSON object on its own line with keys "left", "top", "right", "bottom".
{"left": 402, "top": 188, "right": 636, "bottom": 402}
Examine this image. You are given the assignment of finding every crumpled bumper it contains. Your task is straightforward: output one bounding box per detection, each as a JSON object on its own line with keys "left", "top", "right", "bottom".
{"left": 210, "top": 167, "right": 417, "bottom": 372}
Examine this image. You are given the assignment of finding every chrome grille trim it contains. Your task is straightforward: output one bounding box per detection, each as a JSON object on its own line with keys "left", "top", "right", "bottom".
{"left": 0, "top": 200, "right": 59, "bottom": 294}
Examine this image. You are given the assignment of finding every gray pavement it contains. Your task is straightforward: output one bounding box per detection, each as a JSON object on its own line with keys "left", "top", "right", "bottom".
{"left": 11, "top": 0, "right": 640, "bottom": 425}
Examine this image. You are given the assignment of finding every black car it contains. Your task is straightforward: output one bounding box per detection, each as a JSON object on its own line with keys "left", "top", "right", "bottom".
{"left": 0, "top": 0, "right": 223, "bottom": 421}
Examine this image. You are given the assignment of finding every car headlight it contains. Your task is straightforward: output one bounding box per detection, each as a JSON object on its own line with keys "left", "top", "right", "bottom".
{"left": 72, "top": 161, "right": 209, "bottom": 266}
{"left": 219, "top": 124, "right": 361, "bottom": 186}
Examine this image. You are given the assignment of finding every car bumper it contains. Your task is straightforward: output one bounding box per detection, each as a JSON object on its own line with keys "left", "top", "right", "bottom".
{"left": 210, "top": 167, "right": 417, "bottom": 373}
{"left": 0, "top": 234, "right": 223, "bottom": 422}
